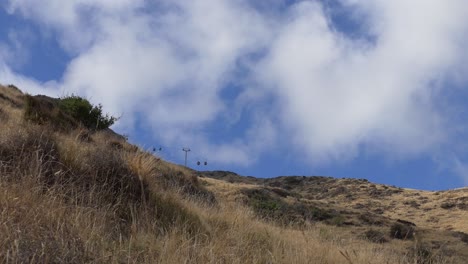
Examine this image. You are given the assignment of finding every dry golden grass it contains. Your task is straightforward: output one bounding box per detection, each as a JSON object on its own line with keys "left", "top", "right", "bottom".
{"left": 0, "top": 85, "right": 465, "bottom": 263}
{"left": 328, "top": 185, "right": 468, "bottom": 233}
{"left": 0, "top": 84, "right": 23, "bottom": 108}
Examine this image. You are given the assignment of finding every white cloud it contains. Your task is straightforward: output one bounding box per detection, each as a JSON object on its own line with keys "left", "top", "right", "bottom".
{"left": 452, "top": 159, "right": 468, "bottom": 186}
{"left": 257, "top": 0, "right": 468, "bottom": 164}
{"left": 2, "top": 0, "right": 468, "bottom": 177}
{"left": 433, "top": 153, "right": 468, "bottom": 187}
{"left": 0, "top": 63, "right": 59, "bottom": 95}
{"left": 0, "top": 26, "right": 35, "bottom": 71}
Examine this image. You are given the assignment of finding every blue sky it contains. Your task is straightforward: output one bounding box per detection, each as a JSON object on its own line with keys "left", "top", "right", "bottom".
{"left": 1, "top": 0, "right": 468, "bottom": 190}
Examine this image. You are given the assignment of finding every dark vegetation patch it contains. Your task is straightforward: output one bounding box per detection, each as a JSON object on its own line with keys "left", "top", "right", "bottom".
{"left": 268, "top": 187, "right": 292, "bottom": 198}
{"left": 397, "top": 219, "right": 416, "bottom": 226}
{"left": 265, "top": 176, "right": 333, "bottom": 190}
{"left": 358, "top": 214, "right": 385, "bottom": 226}
{"left": 390, "top": 222, "right": 415, "bottom": 240}
{"left": 441, "top": 201, "right": 456, "bottom": 209}
{"left": 241, "top": 188, "right": 285, "bottom": 220}
{"left": 373, "top": 208, "right": 384, "bottom": 214}
{"left": 199, "top": 170, "right": 259, "bottom": 185}
{"left": 453, "top": 231, "right": 468, "bottom": 244}
{"left": 440, "top": 198, "right": 467, "bottom": 210}
{"left": 363, "top": 229, "right": 388, "bottom": 243}
{"left": 281, "top": 176, "right": 305, "bottom": 186}
{"left": 353, "top": 203, "right": 366, "bottom": 210}
{"left": 368, "top": 187, "right": 403, "bottom": 198}
{"left": 454, "top": 197, "right": 468, "bottom": 210}
{"left": 331, "top": 186, "right": 347, "bottom": 196}
{"left": 417, "top": 196, "right": 429, "bottom": 203}
{"left": 241, "top": 188, "right": 341, "bottom": 225}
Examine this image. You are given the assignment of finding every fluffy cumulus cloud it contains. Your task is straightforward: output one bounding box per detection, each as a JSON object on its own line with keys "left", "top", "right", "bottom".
{"left": 259, "top": 0, "right": 468, "bottom": 163}
{"left": 2, "top": 0, "right": 468, "bottom": 174}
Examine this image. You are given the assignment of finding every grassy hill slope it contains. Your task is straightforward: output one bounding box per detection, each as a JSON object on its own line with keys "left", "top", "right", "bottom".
{"left": 0, "top": 84, "right": 467, "bottom": 263}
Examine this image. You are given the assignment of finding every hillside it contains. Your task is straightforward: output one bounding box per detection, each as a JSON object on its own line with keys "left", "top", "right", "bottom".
{"left": 201, "top": 171, "right": 468, "bottom": 233}
{"left": 0, "top": 84, "right": 467, "bottom": 263}
{"left": 201, "top": 171, "right": 468, "bottom": 259}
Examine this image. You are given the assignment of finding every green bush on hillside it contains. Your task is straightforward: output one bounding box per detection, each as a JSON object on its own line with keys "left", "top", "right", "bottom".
{"left": 59, "top": 95, "right": 117, "bottom": 130}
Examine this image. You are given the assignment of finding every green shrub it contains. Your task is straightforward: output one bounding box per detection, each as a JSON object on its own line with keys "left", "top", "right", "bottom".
{"left": 59, "top": 95, "right": 117, "bottom": 130}
{"left": 245, "top": 189, "right": 283, "bottom": 218}
{"left": 242, "top": 188, "right": 340, "bottom": 225}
